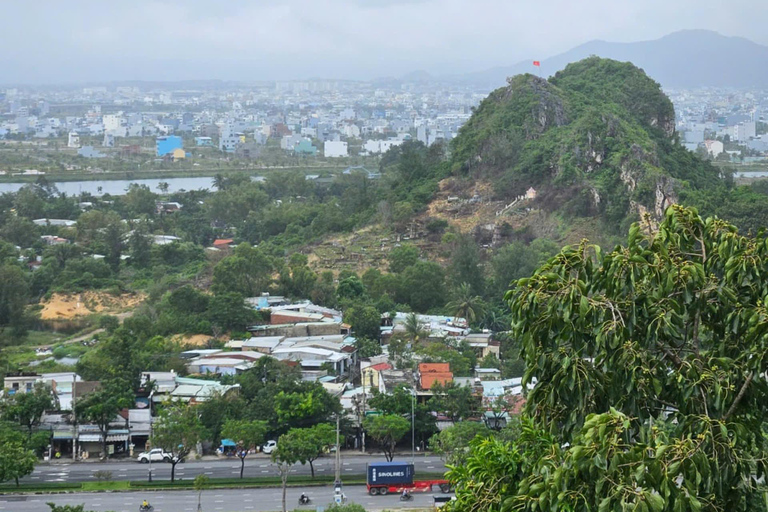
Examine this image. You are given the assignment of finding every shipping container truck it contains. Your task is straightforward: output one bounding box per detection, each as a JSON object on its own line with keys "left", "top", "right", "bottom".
{"left": 366, "top": 461, "right": 452, "bottom": 496}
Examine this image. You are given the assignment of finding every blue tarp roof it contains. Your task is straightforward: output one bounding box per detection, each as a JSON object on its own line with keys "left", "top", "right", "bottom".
{"left": 221, "top": 439, "right": 236, "bottom": 447}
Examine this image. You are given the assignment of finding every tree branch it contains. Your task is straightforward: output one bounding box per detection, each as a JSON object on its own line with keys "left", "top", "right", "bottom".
{"left": 724, "top": 372, "right": 753, "bottom": 420}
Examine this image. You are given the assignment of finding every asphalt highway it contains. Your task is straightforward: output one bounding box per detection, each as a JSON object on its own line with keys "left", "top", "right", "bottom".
{"left": 1, "top": 484, "right": 448, "bottom": 511}
{"left": 25, "top": 454, "right": 446, "bottom": 484}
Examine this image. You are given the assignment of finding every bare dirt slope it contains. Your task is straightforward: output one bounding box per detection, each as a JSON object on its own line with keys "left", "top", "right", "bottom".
{"left": 40, "top": 291, "right": 146, "bottom": 320}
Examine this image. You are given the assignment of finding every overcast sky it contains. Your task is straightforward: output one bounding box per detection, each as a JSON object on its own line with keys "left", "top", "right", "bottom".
{"left": 1, "top": 0, "right": 766, "bottom": 83}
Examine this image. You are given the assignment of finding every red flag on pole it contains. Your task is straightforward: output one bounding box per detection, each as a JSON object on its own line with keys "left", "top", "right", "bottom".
{"left": 533, "top": 61, "right": 541, "bottom": 67}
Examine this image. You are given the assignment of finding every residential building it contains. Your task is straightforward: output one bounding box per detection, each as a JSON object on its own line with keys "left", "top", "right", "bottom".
{"left": 156, "top": 135, "right": 183, "bottom": 157}
{"left": 324, "top": 141, "right": 348, "bottom": 158}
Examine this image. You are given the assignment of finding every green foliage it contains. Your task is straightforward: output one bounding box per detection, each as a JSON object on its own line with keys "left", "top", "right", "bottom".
{"left": 428, "top": 382, "right": 478, "bottom": 423}
{"left": 450, "top": 206, "right": 768, "bottom": 512}
{"left": 212, "top": 244, "right": 274, "bottom": 297}
{"left": 0, "top": 425, "right": 36, "bottom": 486}
{"left": 273, "top": 424, "right": 335, "bottom": 478}
{"left": 0, "top": 382, "right": 54, "bottom": 433}
{"left": 153, "top": 400, "right": 205, "bottom": 482}
{"left": 429, "top": 421, "right": 492, "bottom": 465}
{"left": 388, "top": 244, "right": 420, "bottom": 273}
{"left": 364, "top": 413, "right": 410, "bottom": 462}
{"left": 274, "top": 386, "right": 341, "bottom": 430}
{"left": 446, "top": 283, "right": 486, "bottom": 325}
{"left": 221, "top": 419, "right": 268, "bottom": 478}
{"left": 344, "top": 303, "right": 381, "bottom": 341}
{"left": 368, "top": 385, "right": 436, "bottom": 443}
{"left": 74, "top": 378, "right": 133, "bottom": 459}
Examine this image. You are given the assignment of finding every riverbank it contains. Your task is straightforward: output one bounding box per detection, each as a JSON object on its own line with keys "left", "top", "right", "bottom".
{"left": 0, "top": 165, "right": 346, "bottom": 184}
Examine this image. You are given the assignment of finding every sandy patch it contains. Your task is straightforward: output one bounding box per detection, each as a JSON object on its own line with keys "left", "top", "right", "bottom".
{"left": 40, "top": 291, "right": 146, "bottom": 320}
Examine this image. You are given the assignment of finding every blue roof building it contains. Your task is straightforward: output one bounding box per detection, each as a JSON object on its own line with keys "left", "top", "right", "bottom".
{"left": 156, "top": 135, "right": 183, "bottom": 157}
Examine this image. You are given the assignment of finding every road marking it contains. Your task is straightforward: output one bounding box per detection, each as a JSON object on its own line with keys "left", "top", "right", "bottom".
{"left": 428, "top": 466, "right": 435, "bottom": 469}
{"left": 204, "top": 466, "right": 213, "bottom": 469}
{"left": 214, "top": 494, "right": 223, "bottom": 497}
{"left": 261, "top": 470, "right": 269, "bottom": 473}
{"left": 342, "top": 462, "right": 350, "bottom": 466}
{"left": 205, "top": 471, "right": 213, "bottom": 475}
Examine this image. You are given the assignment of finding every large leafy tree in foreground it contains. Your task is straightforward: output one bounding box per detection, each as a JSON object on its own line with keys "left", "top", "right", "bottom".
{"left": 449, "top": 206, "right": 768, "bottom": 512}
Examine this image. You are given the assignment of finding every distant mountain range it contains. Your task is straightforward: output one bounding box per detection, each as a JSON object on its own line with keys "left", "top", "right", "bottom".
{"left": 449, "top": 30, "right": 768, "bottom": 89}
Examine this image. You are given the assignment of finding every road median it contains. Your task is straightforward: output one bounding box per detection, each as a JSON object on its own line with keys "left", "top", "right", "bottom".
{"left": 1, "top": 472, "right": 447, "bottom": 495}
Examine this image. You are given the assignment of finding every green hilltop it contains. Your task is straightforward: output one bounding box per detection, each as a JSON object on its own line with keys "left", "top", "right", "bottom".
{"left": 449, "top": 57, "right": 724, "bottom": 234}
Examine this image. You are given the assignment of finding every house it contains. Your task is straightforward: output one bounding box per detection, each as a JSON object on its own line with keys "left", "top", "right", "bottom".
{"left": 418, "top": 363, "right": 453, "bottom": 390}
{"left": 294, "top": 139, "right": 317, "bottom": 155}
{"left": 168, "top": 148, "right": 186, "bottom": 161}
{"left": 525, "top": 187, "right": 537, "bottom": 200}
{"left": 378, "top": 369, "right": 415, "bottom": 393}
{"left": 461, "top": 333, "right": 500, "bottom": 359}
{"left": 361, "top": 362, "right": 392, "bottom": 389}
{"left": 212, "top": 239, "right": 234, "bottom": 250}
{"left": 33, "top": 218, "right": 77, "bottom": 227}
{"left": 169, "top": 376, "right": 240, "bottom": 404}
{"left": 270, "top": 310, "right": 327, "bottom": 325}
{"left": 156, "top": 135, "right": 183, "bottom": 157}
{"left": 195, "top": 136, "right": 213, "bottom": 147}
{"left": 475, "top": 367, "right": 502, "bottom": 380}
{"left": 245, "top": 294, "right": 289, "bottom": 310}
{"left": 324, "top": 141, "right": 348, "bottom": 158}
{"left": 3, "top": 371, "right": 40, "bottom": 395}
{"left": 41, "top": 235, "right": 69, "bottom": 245}
{"left": 247, "top": 321, "right": 348, "bottom": 338}
{"left": 235, "top": 142, "right": 262, "bottom": 159}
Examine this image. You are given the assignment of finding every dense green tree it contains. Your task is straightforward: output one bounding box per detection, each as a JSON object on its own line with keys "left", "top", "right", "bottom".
{"left": 368, "top": 385, "right": 436, "bottom": 444}
{"left": 364, "top": 414, "right": 410, "bottom": 462}
{"left": 399, "top": 261, "right": 446, "bottom": 312}
{"left": 128, "top": 226, "right": 152, "bottom": 268}
{"left": 273, "top": 386, "right": 342, "bottom": 430}
{"left": 122, "top": 184, "right": 157, "bottom": 217}
{"left": 428, "top": 382, "right": 477, "bottom": 424}
{"left": 0, "top": 216, "right": 38, "bottom": 247}
{"left": 488, "top": 239, "right": 558, "bottom": 300}
{"left": 208, "top": 292, "right": 256, "bottom": 332}
{"left": 448, "top": 235, "right": 485, "bottom": 295}
{"left": 221, "top": 419, "right": 268, "bottom": 479}
{"left": 153, "top": 400, "right": 205, "bottom": 482}
{"left": 74, "top": 379, "right": 133, "bottom": 460}
{"left": 429, "top": 421, "right": 492, "bottom": 465}
{"left": 446, "top": 283, "right": 486, "bottom": 325}
{"left": 0, "top": 264, "right": 30, "bottom": 339}
{"left": 451, "top": 206, "right": 768, "bottom": 512}
{"left": 276, "top": 424, "right": 335, "bottom": 478}
{"left": 0, "top": 382, "right": 54, "bottom": 436}
{"left": 0, "top": 435, "right": 36, "bottom": 486}
{"left": 212, "top": 244, "right": 274, "bottom": 297}
{"left": 344, "top": 303, "right": 381, "bottom": 341}
{"left": 336, "top": 275, "right": 365, "bottom": 303}
{"left": 388, "top": 244, "right": 420, "bottom": 273}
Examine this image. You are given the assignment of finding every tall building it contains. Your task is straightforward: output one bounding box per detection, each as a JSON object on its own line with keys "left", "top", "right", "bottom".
{"left": 67, "top": 131, "right": 80, "bottom": 148}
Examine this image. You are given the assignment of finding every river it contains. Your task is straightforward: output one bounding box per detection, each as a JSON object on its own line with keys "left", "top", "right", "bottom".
{"left": 0, "top": 176, "right": 264, "bottom": 196}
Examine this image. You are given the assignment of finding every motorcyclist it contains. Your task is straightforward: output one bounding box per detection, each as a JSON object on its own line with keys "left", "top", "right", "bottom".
{"left": 140, "top": 500, "right": 151, "bottom": 510}
{"left": 300, "top": 493, "right": 309, "bottom": 504}
{"left": 402, "top": 489, "right": 411, "bottom": 499}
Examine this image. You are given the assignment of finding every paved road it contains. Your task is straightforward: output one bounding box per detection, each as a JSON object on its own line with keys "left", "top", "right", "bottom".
{"left": 26, "top": 455, "right": 446, "bottom": 484}
{"left": 1, "top": 484, "right": 446, "bottom": 511}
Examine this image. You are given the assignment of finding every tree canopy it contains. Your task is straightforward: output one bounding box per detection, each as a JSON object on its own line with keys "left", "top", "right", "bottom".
{"left": 449, "top": 206, "right": 768, "bottom": 512}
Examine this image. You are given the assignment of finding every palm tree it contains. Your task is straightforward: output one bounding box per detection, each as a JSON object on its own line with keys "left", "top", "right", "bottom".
{"left": 446, "top": 283, "right": 486, "bottom": 325}
{"left": 403, "top": 313, "right": 425, "bottom": 343}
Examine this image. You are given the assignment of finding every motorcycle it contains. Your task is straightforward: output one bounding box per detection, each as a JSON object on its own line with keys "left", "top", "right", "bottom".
{"left": 298, "top": 496, "right": 312, "bottom": 505}
{"left": 400, "top": 493, "right": 413, "bottom": 502}
{"left": 139, "top": 505, "right": 154, "bottom": 512}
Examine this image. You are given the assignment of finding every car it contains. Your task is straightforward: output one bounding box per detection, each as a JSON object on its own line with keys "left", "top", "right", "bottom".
{"left": 137, "top": 448, "right": 172, "bottom": 463}
{"left": 261, "top": 440, "right": 277, "bottom": 454}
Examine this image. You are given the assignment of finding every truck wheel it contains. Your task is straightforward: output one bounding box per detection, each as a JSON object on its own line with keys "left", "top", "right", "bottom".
{"left": 379, "top": 487, "right": 388, "bottom": 495}
{"left": 369, "top": 488, "right": 379, "bottom": 496}
{"left": 440, "top": 484, "right": 451, "bottom": 493}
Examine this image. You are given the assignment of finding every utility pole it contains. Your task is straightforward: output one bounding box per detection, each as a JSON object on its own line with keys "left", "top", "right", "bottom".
{"left": 411, "top": 389, "right": 415, "bottom": 465}
{"left": 361, "top": 370, "right": 366, "bottom": 454}
{"left": 72, "top": 381, "right": 78, "bottom": 461}
{"left": 335, "top": 414, "right": 341, "bottom": 484}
